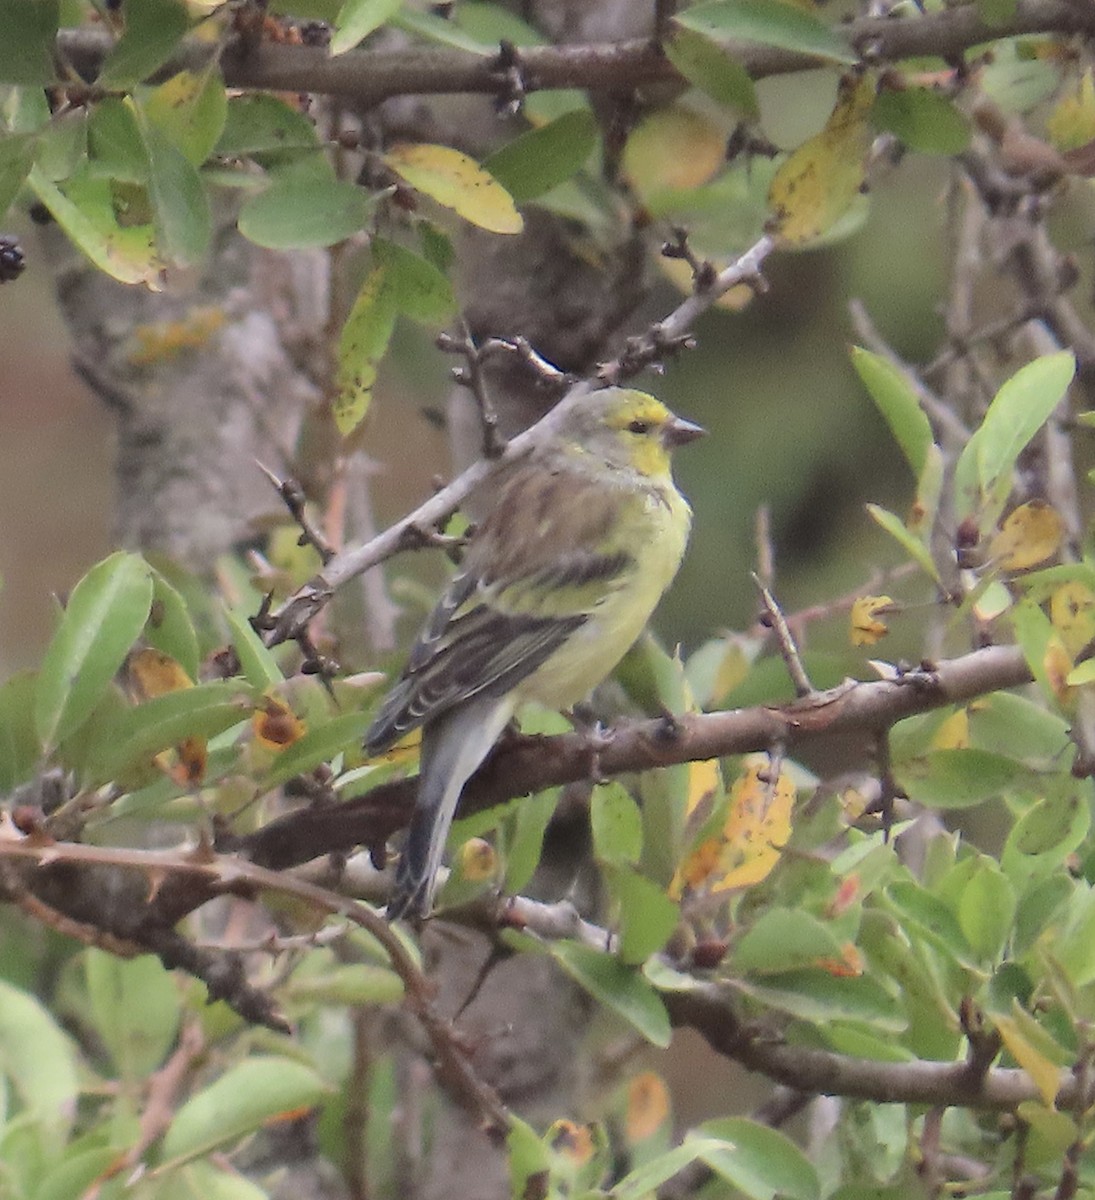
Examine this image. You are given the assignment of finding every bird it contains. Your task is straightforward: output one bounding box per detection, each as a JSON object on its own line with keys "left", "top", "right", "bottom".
{"left": 364, "top": 387, "right": 705, "bottom": 920}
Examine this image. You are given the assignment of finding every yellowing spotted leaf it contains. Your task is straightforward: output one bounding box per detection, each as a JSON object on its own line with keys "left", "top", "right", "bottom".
{"left": 1046, "top": 70, "right": 1095, "bottom": 153}
{"left": 547, "top": 1120, "right": 596, "bottom": 1166}
{"left": 815, "top": 941, "right": 864, "bottom": 978}
{"left": 625, "top": 1072, "right": 670, "bottom": 1143}
{"left": 714, "top": 757, "right": 795, "bottom": 891}
{"left": 127, "top": 647, "right": 194, "bottom": 699}
{"left": 622, "top": 104, "right": 727, "bottom": 200}
{"left": 1044, "top": 637, "right": 1075, "bottom": 708}
{"left": 384, "top": 143, "right": 523, "bottom": 234}
{"left": 932, "top": 708, "right": 970, "bottom": 750}
{"left": 1051, "top": 581, "right": 1095, "bottom": 658}
{"left": 850, "top": 594, "right": 895, "bottom": 646}
{"left": 768, "top": 72, "right": 874, "bottom": 246}
{"left": 334, "top": 265, "right": 397, "bottom": 437}
{"left": 990, "top": 500, "right": 1064, "bottom": 571}
{"left": 686, "top": 757, "right": 721, "bottom": 817}
{"left": 253, "top": 695, "right": 306, "bottom": 750}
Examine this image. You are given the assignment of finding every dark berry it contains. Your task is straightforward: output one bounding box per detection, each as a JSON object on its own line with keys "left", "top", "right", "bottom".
{"left": 0, "top": 235, "right": 25, "bottom": 283}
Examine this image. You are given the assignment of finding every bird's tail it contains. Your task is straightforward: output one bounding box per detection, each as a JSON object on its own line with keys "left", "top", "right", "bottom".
{"left": 386, "top": 696, "right": 513, "bottom": 921}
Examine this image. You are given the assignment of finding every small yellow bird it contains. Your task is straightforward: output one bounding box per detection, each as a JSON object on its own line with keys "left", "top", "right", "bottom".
{"left": 365, "top": 387, "right": 704, "bottom": 919}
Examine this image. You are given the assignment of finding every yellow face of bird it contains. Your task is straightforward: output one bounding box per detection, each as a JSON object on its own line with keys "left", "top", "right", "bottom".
{"left": 562, "top": 390, "right": 705, "bottom": 481}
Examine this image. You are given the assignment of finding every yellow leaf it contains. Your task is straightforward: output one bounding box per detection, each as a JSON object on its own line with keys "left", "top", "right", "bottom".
{"left": 547, "top": 1120, "right": 595, "bottom": 1166}
{"left": 995, "top": 1014, "right": 1062, "bottom": 1107}
{"left": 622, "top": 104, "right": 727, "bottom": 199}
{"left": 814, "top": 942, "right": 863, "bottom": 977}
{"left": 127, "top": 648, "right": 194, "bottom": 699}
{"left": 252, "top": 695, "right": 306, "bottom": 750}
{"left": 1051, "top": 581, "right": 1095, "bottom": 658}
{"left": 1046, "top": 69, "right": 1095, "bottom": 152}
{"left": 455, "top": 837, "right": 496, "bottom": 882}
{"left": 932, "top": 708, "right": 970, "bottom": 750}
{"left": 712, "top": 757, "right": 795, "bottom": 891}
{"left": 625, "top": 1072, "right": 670, "bottom": 1143}
{"left": 850, "top": 594, "right": 895, "bottom": 646}
{"left": 1044, "top": 637, "right": 1075, "bottom": 707}
{"left": 686, "top": 758, "right": 721, "bottom": 817}
{"left": 385, "top": 143, "right": 523, "bottom": 234}
{"left": 768, "top": 72, "right": 874, "bottom": 246}
{"left": 658, "top": 254, "right": 753, "bottom": 310}
{"left": 334, "top": 265, "right": 397, "bottom": 437}
{"left": 990, "top": 500, "right": 1064, "bottom": 571}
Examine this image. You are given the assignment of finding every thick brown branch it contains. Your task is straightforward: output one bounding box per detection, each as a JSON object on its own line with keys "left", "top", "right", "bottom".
{"left": 55, "top": 1, "right": 1095, "bottom": 103}
{"left": 232, "top": 644, "right": 1035, "bottom": 871}
{"left": 667, "top": 985, "right": 1077, "bottom": 1112}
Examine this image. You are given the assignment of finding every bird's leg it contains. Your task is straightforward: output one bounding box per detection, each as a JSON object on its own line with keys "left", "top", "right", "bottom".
{"left": 563, "top": 705, "right": 616, "bottom": 784}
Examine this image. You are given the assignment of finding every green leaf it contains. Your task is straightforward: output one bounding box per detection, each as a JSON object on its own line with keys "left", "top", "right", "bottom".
{"left": 899, "top": 748, "right": 1025, "bottom": 810}
{"left": 698, "top": 1118, "right": 820, "bottom": 1200}
{"left": 607, "top": 867, "right": 680, "bottom": 964}
{"left": 0, "top": 132, "right": 37, "bottom": 218}
{"left": 954, "top": 352, "right": 1076, "bottom": 519}
{"left": 1004, "top": 790, "right": 1091, "bottom": 890}
{"left": 34, "top": 1147, "right": 124, "bottom": 1200}
{"left": 334, "top": 264, "right": 398, "bottom": 436}
{"left": 262, "top": 708, "right": 376, "bottom": 789}
{"left": 83, "top": 680, "right": 251, "bottom": 785}
{"left": 485, "top": 110, "right": 599, "bottom": 204}
{"left": 35, "top": 552, "right": 153, "bottom": 749}
{"left": 736, "top": 970, "right": 905, "bottom": 1030}
{"left": 161, "top": 1056, "right": 328, "bottom": 1164}
{"left": 664, "top": 26, "right": 758, "bottom": 117}
{"left": 86, "top": 949, "right": 182, "bottom": 1080}
{"left": 504, "top": 788, "right": 559, "bottom": 894}
{"left": 145, "top": 568, "right": 201, "bottom": 681}
{"left": 27, "top": 165, "right": 160, "bottom": 284}
{"left": 225, "top": 606, "right": 284, "bottom": 689}
{"left": 143, "top": 68, "right": 228, "bottom": 167}
{"left": 733, "top": 908, "right": 844, "bottom": 974}
{"left": 285, "top": 962, "right": 403, "bottom": 1005}
{"left": 139, "top": 113, "right": 211, "bottom": 265}
{"left": 0, "top": 0, "right": 59, "bottom": 84}
{"left": 0, "top": 672, "right": 39, "bottom": 790}
{"left": 551, "top": 941, "right": 671, "bottom": 1046}
{"left": 613, "top": 1139, "right": 731, "bottom": 1200}
{"left": 508, "top": 1116, "right": 551, "bottom": 1200}
{"left": 591, "top": 781, "right": 643, "bottom": 866}
{"left": 958, "top": 862, "right": 1016, "bottom": 962}
{"left": 674, "top": 0, "right": 856, "bottom": 66}
{"left": 156, "top": 1159, "right": 278, "bottom": 1200}
{"left": 851, "top": 346, "right": 933, "bottom": 476}
{"left": 98, "top": 0, "right": 191, "bottom": 88}
{"left": 1049, "top": 885, "right": 1095, "bottom": 987}
{"left": 216, "top": 94, "right": 320, "bottom": 157}
{"left": 331, "top": 0, "right": 402, "bottom": 55}
{"left": 372, "top": 236, "right": 456, "bottom": 324}
{"left": 872, "top": 87, "right": 971, "bottom": 155}
{"left": 0, "top": 977, "right": 79, "bottom": 1143}
{"left": 865, "top": 504, "right": 940, "bottom": 583}
{"left": 390, "top": 7, "right": 493, "bottom": 54}
{"left": 238, "top": 162, "right": 371, "bottom": 249}
{"left": 454, "top": 1, "right": 545, "bottom": 46}
{"left": 87, "top": 97, "right": 148, "bottom": 183}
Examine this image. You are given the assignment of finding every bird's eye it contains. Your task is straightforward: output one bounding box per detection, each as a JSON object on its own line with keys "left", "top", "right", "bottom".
{"left": 627, "top": 419, "right": 651, "bottom": 435}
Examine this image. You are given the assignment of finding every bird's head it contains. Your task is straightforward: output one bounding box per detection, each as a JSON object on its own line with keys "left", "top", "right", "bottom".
{"left": 556, "top": 389, "right": 705, "bottom": 480}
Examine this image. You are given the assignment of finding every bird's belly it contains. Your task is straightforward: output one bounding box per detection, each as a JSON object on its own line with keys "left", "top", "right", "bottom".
{"left": 516, "top": 508, "right": 687, "bottom": 710}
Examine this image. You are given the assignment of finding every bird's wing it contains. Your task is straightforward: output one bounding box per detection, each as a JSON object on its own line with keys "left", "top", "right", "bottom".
{"left": 364, "top": 467, "right": 641, "bottom": 754}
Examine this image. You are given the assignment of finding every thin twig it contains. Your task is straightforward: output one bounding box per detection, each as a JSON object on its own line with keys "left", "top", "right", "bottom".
{"left": 753, "top": 574, "right": 814, "bottom": 698}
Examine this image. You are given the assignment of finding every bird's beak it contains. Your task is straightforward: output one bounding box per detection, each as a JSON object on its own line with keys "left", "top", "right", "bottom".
{"left": 663, "top": 416, "right": 706, "bottom": 448}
